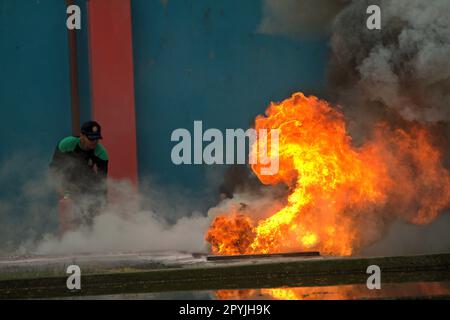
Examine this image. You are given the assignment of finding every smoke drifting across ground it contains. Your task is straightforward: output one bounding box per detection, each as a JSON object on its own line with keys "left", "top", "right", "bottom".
{"left": 36, "top": 211, "right": 209, "bottom": 255}
{"left": 35, "top": 180, "right": 212, "bottom": 255}
{"left": 0, "top": 155, "right": 212, "bottom": 255}
{"left": 0, "top": 153, "right": 60, "bottom": 255}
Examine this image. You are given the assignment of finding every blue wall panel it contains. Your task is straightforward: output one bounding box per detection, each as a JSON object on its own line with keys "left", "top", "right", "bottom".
{"left": 0, "top": 0, "right": 90, "bottom": 246}
{"left": 0, "top": 0, "right": 71, "bottom": 159}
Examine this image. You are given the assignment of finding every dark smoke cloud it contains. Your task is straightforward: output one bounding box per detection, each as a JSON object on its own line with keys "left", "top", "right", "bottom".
{"left": 329, "top": 0, "right": 450, "bottom": 123}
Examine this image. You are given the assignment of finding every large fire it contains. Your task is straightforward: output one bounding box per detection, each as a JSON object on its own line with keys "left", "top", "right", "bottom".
{"left": 206, "top": 93, "right": 450, "bottom": 256}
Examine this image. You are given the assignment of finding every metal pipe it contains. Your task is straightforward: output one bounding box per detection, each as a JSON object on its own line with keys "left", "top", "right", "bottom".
{"left": 66, "top": 0, "right": 80, "bottom": 136}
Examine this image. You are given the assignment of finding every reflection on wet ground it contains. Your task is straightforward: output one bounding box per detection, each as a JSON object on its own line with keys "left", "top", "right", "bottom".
{"left": 215, "top": 281, "right": 450, "bottom": 300}
{"left": 67, "top": 281, "right": 450, "bottom": 300}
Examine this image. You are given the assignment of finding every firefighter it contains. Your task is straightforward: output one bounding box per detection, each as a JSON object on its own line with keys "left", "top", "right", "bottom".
{"left": 49, "top": 121, "right": 109, "bottom": 234}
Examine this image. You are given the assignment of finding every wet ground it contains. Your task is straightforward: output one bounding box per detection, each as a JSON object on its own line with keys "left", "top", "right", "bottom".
{"left": 63, "top": 281, "right": 450, "bottom": 300}
{"left": 1, "top": 251, "right": 450, "bottom": 299}
{"left": 0, "top": 251, "right": 207, "bottom": 280}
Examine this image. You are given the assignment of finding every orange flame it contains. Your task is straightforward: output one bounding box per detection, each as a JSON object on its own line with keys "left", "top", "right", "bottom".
{"left": 206, "top": 93, "right": 450, "bottom": 256}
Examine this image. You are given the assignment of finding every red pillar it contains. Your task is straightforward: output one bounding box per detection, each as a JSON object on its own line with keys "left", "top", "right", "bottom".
{"left": 87, "top": 0, "right": 138, "bottom": 186}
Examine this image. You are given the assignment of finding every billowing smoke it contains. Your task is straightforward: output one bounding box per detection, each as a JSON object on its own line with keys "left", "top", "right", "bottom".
{"left": 259, "top": 0, "right": 450, "bottom": 124}
{"left": 329, "top": 0, "right": 450, "bottom": 124}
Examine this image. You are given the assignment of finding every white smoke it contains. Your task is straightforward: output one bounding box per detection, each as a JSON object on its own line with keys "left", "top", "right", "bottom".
{"left": 0, "top": 154, "right": 213, "bottom": 256}
{"left": 36, "top": 211, "right": 209, "bottom": 255}
{"left": 35, "top": 179, "right": 287, "bottom": 255}
{"left": 34, "top": 180, "right": 211, "bottom": 255}
{"left": 0, "top": 152, "right": 60, "bottom": 254}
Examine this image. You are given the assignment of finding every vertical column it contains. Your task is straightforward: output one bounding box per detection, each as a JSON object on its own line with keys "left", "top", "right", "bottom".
{"left": 66, "top": 0, "right": 80, "bottom": 136}
{"left": 87, "top": 0, "right": 138, "bottom": 185}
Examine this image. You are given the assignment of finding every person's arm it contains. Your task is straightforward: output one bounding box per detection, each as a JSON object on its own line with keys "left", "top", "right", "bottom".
{"left": 49, "top": 137, "right": 79, "bottom": 197}
{"left": 94, "top": 144, "right": 109, "bottom": 198}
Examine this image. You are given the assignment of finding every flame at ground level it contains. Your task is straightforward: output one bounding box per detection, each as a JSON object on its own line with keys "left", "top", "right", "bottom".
{"left": 206, "top": 93, "right": 450, "bottom": 256}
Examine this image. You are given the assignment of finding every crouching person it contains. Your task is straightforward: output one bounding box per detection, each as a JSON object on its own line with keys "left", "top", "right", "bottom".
{"left": 49, "top": 121, "right": 109, "bottom": 235}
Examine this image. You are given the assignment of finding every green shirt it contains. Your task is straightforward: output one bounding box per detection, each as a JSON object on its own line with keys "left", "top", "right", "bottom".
{"left": 50, "top": 136, "right": 109, "bottom": 195}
